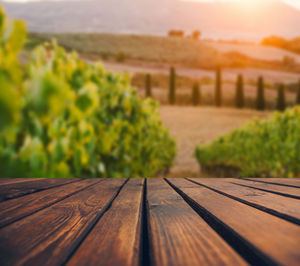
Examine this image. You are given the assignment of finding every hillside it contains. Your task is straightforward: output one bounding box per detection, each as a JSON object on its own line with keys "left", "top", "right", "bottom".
{"left": 205, "top": 41, "right": 300, "bottom": 64}
{"left": 2, "top": 0, "right": 300, "bottom": 41}
{"left": 25, "top": 33, "right": 300, "bottom": 74}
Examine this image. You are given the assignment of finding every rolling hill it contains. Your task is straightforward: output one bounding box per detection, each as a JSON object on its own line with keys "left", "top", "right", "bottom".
{"left": 1, "top": 0, "right": 300, "bottom": 41}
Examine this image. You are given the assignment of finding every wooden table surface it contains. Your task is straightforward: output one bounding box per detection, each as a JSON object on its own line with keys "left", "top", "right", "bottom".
{"left": 0, "top": 178, "right": 299, "bottom": 266}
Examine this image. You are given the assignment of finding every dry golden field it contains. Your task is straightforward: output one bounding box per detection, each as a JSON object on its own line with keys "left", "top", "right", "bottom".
{"left": 159, "top": 106, "right": 271, "bottom": 177}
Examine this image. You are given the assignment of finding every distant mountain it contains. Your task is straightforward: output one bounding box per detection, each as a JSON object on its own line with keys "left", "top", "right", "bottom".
{"left": 1, "top": 0, "right": 300, "bottom": 41}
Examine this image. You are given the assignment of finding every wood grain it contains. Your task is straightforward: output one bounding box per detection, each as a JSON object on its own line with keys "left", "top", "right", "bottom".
{"left": 147, "top": 178, "right": 247, "bottom": 266}
{"left": 0, "top": 178, "right": 79, "bottom": 202}
{"left": 188, "top": 178, "right": 300, "bottom": 225}
{"left": 0, "top": 179, "right": 100, "bottom": 228}
{"left": 169, "top": 178, "right": 300, "bottom": 266}
{"left": 67, "top": 179, "right": 144, "bottom": 266}
{"left": 0, "top": 178, "right": 126, "bottom": 266}
{"left": 0, "top": 178, "right": 46, "bottom": 186}
{"left": 231, "top": 179, "right": 300, "bottom": 199}
{"left": 246, "top": 178, "right": 300, "bottom": 188}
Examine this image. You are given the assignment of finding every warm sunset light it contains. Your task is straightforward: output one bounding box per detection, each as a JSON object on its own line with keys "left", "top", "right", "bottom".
{"left": 0, "top": 0, "right": 300, "bottom": 264}
{"left": 183, "top": 0, "right": 300, "bottom": 9}
{"left": 2, "top": 0, "right": 300, "bottom": 9}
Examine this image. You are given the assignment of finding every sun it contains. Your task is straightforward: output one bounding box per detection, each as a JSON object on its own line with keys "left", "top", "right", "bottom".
{"left": 183, "top": 0, "right": 278, "bottom": 9}
{"left": 185, "top": 0, "right": 276, "bottom": 3}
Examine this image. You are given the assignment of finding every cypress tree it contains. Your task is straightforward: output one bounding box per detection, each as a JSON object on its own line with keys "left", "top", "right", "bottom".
{"left": 192, "top": 82, "right": 201, "bottom": 106}
{"left": 169, "top": 67, "right": 176, "bottom": 105}
{"left": 235, "top": 74, "right": 244, "bottom": 108}
{"left": 276, "top": 84, "right": 286, "bottom": 111}
{"left": 215, "top": 66, "right": 222, "bottom": 107}
{"left": 296, "top": 79, "right": 300, "bottom": 105}
{"left": 256, "top": 76, "right": 265, "bottom": 111}
{"left": 145, "top": 74, "right": 152, "bottom": 98}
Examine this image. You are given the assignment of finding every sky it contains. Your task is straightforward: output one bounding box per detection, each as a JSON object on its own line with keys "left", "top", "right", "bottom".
{"left": 184, "top": 0, "right": 300, "bottom": 9}
{"left": 2, "top": 0, "right": 300, "bottom": 9}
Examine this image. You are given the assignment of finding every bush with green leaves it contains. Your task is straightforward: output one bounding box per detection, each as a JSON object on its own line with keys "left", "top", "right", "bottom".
{"left": 195, "top": 107, "right": 300, "bottom": 178}
{"left": 0, "top": 8, "right": 176, "bottom": 178}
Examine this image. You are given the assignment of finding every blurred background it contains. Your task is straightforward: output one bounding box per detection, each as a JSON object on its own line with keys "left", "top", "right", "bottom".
{"left": 1, "top": 0, "right": 300, "bottom": 178}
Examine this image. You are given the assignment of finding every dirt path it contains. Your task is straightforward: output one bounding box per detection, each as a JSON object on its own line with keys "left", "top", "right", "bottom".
{"left": 159, "top": 106, "right": 270, "bottom": 177}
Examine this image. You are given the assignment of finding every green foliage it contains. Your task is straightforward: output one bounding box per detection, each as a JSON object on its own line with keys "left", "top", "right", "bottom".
{"left": 215, "top": 66, "right": 222, "bottom": 107}
{"left": 115, "top": 51, "right": 126, "bottom": 62}
{"left": 235, "top": 74, "right": 244, "bottom": 108}
{"left": 145, "top": 74, "right": 152, "bottom": 98}
{"left": 0, "top": 7, "right": 26, "bottom": 131}
{"left": 195, "top": 107, "right": 300, "bottom": 178}
{"left": 276, "top": 84, "right": 286, "bottom": 111}
{"left": 192, "top": 83, "right": 201, "bottom": 106}
{"left": 0, "top": 9, "right": 176, "bottom": 178}
{"left": 169, "top": 67, "right": 176, "bottom": 105}
{"left": 256, "top": 76, "right": 265, "bottom": 111}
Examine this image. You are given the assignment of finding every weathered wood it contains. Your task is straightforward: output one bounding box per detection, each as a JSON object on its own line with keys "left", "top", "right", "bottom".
{"left": 246, "top": 178, "right": 300, "bottom": 188}
{"left": 189, "top": 178, "right": 300, "bottom": 225}
{"left": 168, "top": 178, "right": 300, "bottom": 266}
{"left": 232, "top": 179, "right": 300, "bottom": 199}
{"left": 0, "top": 179, "right": 126, "bottom": 266}
{"left": 67, "top": 179, "right": 144, "bottom": 266}
{"left": 0, "top": 177, "right": 299, "bottom": 265}
{"left": 0, "top": 178, "right": 46, "bottom": 186}
{"left": 0, "top": 179, "right": 100, "bottom": 228}
{"left": 0, "top": 178, "right": 79, "bottom": 202}
{"left": 147, "top": 178, "right": 247, "bottom": 266}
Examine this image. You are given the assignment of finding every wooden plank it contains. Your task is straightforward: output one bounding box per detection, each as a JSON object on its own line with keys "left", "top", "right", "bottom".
{"left": 0, "top": 179, "right": 101, "bottom": 228}
{"left": 0, "top": 178, "right": 80, "bottom": 202}
{"left": 169, "top": 178, "right": 300, "bottom": 266}
{"left": 67, "top": 179, "right": 144, "bottom": 266}
{"left": 231, "top": 179, "right": 300, "bottom": 199}
{"left": 189, "top": 178, "right": 300, "bottom": 225}
{"left": 246, "top": 178, "right": 300, "bottom": 189}
{"left": 0, "top": 178, "right": 126, "bottom": 266}
{"left": 0, "top": 178, "right": 46, "bottom": 186}
{"left": 147, "top": 179, "right": 247, "bottom": 266}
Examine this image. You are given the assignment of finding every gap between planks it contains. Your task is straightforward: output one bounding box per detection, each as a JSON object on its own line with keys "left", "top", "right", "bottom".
{"left": 167, "top": 178, "right": 300, "bottom": 266}
{"left": 245, "top": 178, "right": 300, "bottom": 189}
{"left": 186, "top": 178, "right": 300, "bottom": 226}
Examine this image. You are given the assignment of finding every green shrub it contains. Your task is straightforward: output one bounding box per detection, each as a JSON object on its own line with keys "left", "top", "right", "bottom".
{"left": 235, "top": 74, "right": 244, "bottom": 108}
{"left": 195, "top": 107, "right": 300, "bottom": 178}
{"left": 0, "top": 8, "right": 176, "bottom": 178}
{"left": 116, "top": 51, "right": 126, "bottom": 62}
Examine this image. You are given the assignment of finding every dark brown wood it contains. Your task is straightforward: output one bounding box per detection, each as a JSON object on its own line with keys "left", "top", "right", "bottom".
{"left": 189, "top": 178, "right": 300, "bottom": 224}
{"left": 0, "top": 178, "right": 299, "bottom": 266}
{"left": 246, "top": 178, "right": 300, "bottom": 188}
{"left": 0, "top": 179, "right": 101, "bottom": 228}
{"left": 231, "top": 179, "right": 300, "bottom": 199}
{"left": 147, "top": 178, "right": 247, "bottom": 266}
{"left": 67, "top": 179, "right": 144, "bottom": 266}
{"left": 0, "top": 178, "right": 46, "bottom": 186}
{"left": 0, "top": 178, "right": 126, "bottom": 266}
{"left": 0, "top": 178, "right": 80, "bottom": 202}
{"left": 168, "top": 178, "right": 300, "bottom": 266}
